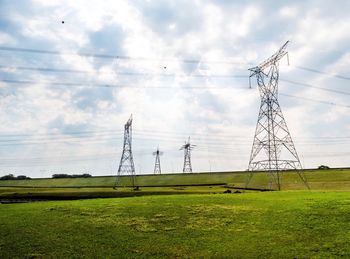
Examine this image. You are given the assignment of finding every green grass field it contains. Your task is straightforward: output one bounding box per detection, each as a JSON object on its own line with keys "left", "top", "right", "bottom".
{"left": 1, "top": 169, "right": 350, "bottom": 258}
{"left": 0, "top": 169, "right": 350, "bottom": 199}
{"left": 1, "top": 191, "right": 350, "bottom": 258}
{"left": 1, "top": 169, "right": 344, "bottom": 189}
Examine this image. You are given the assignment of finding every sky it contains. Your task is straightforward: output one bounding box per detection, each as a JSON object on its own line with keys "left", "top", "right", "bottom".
{"left": 0, "top": 0, "right": 349, "bottom": 178}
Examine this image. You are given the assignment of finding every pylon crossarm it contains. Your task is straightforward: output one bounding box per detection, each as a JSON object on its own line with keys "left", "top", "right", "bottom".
{"left": 255, "top": 41, "right": 289, "bottom": 71}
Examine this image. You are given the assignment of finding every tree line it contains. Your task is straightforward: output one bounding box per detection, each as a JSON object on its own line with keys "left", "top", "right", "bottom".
{"left": 0, "top": 173, "right": 92, "bottom": 180}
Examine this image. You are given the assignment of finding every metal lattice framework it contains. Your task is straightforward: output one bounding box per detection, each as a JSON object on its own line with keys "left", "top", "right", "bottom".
{"left": 152, "top": 147, "right": 163, "bottom": 174}
{"left": 114, "top": 114, "right": 136, "bottom": 189}
{"left": 180, "top": 137, "right": 195, "bottom": 173}
{"left": 246, "top": 41, "right": 309, "bottom": 190}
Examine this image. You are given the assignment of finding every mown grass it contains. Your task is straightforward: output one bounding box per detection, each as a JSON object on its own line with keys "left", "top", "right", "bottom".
{"left": 0, "top": 169, "right": 349, "bottom": 200}
{"left": 0, "top": 191, "right": 350, "bottom": 258}
{"left": 0, "top": 168, "right": 349, "bottom": 190}
{"left": 0, "top": 186, "right": 234, "bottom": 200}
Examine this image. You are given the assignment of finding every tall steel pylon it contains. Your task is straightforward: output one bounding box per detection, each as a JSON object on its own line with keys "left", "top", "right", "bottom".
{"left": 246, "top": 41, "right": 309, "bottom": 190}
{"left": 114, "top": 114, "right": 136, "bottom": 189}
{"left": 180, "top": 137, "right": 195, "bottom": 173}
{"left": 152, "top": 147, "right": 163, "bottom": 174}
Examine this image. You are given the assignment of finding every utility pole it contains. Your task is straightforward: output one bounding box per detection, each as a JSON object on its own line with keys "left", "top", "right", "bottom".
{"left": 152, "top": 147, "right": 163, "bottom": 174}
{"left": 114, "top": 114, "right": 136, "bottom": 189}
{"left": 246, "top": 41, "right": 309, "bottom": 190}
{"left": 180, "top": 137, "right": 195, "bottom": 173}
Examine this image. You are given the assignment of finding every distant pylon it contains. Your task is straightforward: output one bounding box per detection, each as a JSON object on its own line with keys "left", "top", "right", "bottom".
{"left": 246, "top": 41, "right": 309, "bottom": 190}
{"left": 114, "top": 114, "right": 136, "bottom": 189}
{"left": 180, "top": 137, "right": 196, "bottom": 173}
{"left": 152, "top": 147, "right": 163, "bottom": 174}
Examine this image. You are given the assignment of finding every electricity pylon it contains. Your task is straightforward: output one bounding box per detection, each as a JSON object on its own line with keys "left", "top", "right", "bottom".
{"left": 180, "top": 137, "right": 195, "bottom": 173}
{"left": 114, "top": 114, "right": 136, "bottom": 189}
{"left": 153, "top": 147, "right": 163, "bottom": 174}
{"left": 246, "top": 41, "right": 309, "bottom": 190}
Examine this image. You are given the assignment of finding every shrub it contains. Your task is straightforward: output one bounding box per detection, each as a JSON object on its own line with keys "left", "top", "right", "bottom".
{"left": 0, "top": 174, "right": 31, "bottom": 180}
{"left": 0, "top": 174, "right": 16, "bottom": 180}
{"left": 52, "top": 174, "right": 70, "bottom": 179}
{"left": 52, "top": 173, "right": 92, "bottom": 179}
{"left": 16, "top": 175, "right": 31, "bottom": 180}
{"left": 318, "top": 165, "right": 330, "bottom": 170}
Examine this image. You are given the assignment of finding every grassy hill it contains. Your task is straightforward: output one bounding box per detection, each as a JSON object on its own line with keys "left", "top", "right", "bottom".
{"left": 0, "top": 168, "right": 349, "bottom": 189}
{"left": 0, "top": 168, "right": 349, "bottom": 199}
{"left": 0, "top": 168, "right": 350, "bottom": 190}
{"left": 1, "top": 191, "right": 349, "bottom": 258}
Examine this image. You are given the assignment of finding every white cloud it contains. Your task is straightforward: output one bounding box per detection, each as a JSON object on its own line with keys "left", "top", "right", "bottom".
{"left": 279, "top": 6, "right": 298, "bottom": 18}
{"left": 0, "top": 0, "right": 349, "bottom": 176}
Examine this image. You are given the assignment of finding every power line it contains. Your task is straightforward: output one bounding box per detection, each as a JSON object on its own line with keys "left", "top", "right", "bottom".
{"left": 3, "top": 46, "right": 350, "bottom": 82}
{"left": 0, "top": 79, "right": 242, "bottom": 89}
{"left": 2, "top": 65, "right": 350, "bottom": 95}
{"left": 1, "top": 128, "right": 350, "bottom": 141}
{"left": 0, "top": 133, "right": 348, "bottom": 167}
{"left": 3, "top": 67, "right": 350, "bottom": 96}
{"left": 2, "top": 78, "right": 349, "bottom": 108}
{"left": 0, "top": 65, "right": 247, "bottom": 78}
{"left": 295, "top": 65, "right": 350, "bottom": 81}
{"left": 0, "top": 132, "right": 123, "bottom": 143}
{"left": 1, "top": 147, "right": 348, "bottom": 163}
{"left": 0, "top": 129, "right": 123, "bottom": 138}
{"left": 0, "top": 130, "right": 349, "bottom": 147}
{"left": 280, "top": 93, "right": 350, "bottom": 108}
{"left": 1, "top": 130, "right": 349, "bottom": 144}
{"left": 281, "top": 78, "right": 350, "bottom": 96}
{"left": 0, "top": 147, "right": 349, "bottom": 168}
{"left": 1, "top": 149, "right": 348, "bottom": 164}
{"left": 0, "top": 46, "right": 249, "bottom": 65}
